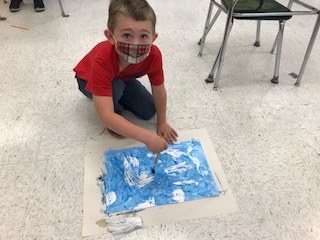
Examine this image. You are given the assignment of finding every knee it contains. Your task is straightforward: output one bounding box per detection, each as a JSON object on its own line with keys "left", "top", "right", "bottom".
{"left": 139, "top": 103, "right": 156, "bottom": 120}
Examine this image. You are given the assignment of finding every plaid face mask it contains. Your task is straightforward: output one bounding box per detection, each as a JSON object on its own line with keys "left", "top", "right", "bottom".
{"left": 113, "top": 38, "right": 151, "bottom": 64}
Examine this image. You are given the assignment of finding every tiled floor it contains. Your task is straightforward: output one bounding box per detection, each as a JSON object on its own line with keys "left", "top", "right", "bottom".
{"left": 1, "top": 0, "right": 320, "bottom": 239}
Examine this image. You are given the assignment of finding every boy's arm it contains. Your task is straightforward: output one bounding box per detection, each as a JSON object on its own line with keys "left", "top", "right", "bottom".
{"left": 93, "top": 95, "right": 168, "bottom": 153}
{"left": 152, "top": 83, "right": 178, "bottom": 144}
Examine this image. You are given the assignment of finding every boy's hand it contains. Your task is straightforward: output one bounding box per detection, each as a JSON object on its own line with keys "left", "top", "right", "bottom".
{"left": 146, "top": 134, "right": 168, "bottom": 153}
{"left": 157, "top": 123, "right": 178, "bottom": 144}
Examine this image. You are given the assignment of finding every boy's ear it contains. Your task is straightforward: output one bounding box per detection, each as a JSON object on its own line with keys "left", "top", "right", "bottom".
{"left": 104, "top": 29, "right": 115, "bottom": 44}
{"left": 152, "top": 33, "right": 158, "bottom": 42}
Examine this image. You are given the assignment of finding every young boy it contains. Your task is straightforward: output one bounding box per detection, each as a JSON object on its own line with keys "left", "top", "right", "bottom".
{"left": 73, "top": 0, "right": 178, "bottom": 153}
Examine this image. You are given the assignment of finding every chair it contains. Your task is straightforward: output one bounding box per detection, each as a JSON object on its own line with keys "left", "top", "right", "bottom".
{"left": 198, "top": 0, "right": 320, "bottom": 90}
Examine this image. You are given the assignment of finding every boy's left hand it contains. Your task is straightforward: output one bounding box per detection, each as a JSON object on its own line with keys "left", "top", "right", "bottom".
{"left": 157, "top": 124, "right": 178, "bottom": 144}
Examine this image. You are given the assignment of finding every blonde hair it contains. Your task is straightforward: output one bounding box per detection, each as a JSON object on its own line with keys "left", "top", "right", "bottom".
{"left": 108, "top": 0, "right": 156, "bottom": 33}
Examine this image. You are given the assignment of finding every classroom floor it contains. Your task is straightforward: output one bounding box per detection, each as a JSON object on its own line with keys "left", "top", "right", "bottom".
{"left": 1, "top": 0, "right": 320, "bottom": 239}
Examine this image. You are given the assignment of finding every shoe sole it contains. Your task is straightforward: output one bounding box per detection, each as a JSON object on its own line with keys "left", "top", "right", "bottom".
{"left": 9, "top": 8, "right": 20, "bottom": 12}
{"left": 34, "top": 7, "right": 45, "bottom": 12}
{"left": 9, "top": 1, "right": 24, "bottom": 12}
{"left": 99, "top": 127, "right": 126, "bottom": 139}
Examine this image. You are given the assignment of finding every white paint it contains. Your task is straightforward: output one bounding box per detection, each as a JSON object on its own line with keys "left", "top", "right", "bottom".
{"left": 123, "top": 157, "right": 132, "bottom": 170}
{"left": 124, "top": 156, "right": 154, "bottom": 188}
{"left": 202, "top": 170, "right": 209, "bottom": 175}
{"left": 127, "top": 156, "right": 140, "bottom": 167}
{"left": 189, "top": 156, "right": 200, "bottom": 169}
{"left": 124, "top": 170, "right": 154, "bottom": 188}
{"left": 134, "top": 197, "right": 156, "bottom": 210}
{"left": 106, "top": 192, "right": 117, "bottom": 206}
{"left": 165, "top": 148, "right": 187, "bottom": 159}
{"left": 146, "top": 152, "right": 155, "bottom": 158}
{"left": 124, "top": 171, "right": 134, "bottom": 186}
{"left": 164, "top": 162, "right": 193, "bottom": 174}
{"left": 187, "top": 146, "right": 193, "bottom": 154}
{"left": 189, "top": 155, "right": 208, "bottom": 176}
{"left": 172, "top": 189, "right": 185, "bottom": 202}
{"left": 173, "top": 180, "right": 199, "bottom": 186}
{"left": 136, "top": 171, "right": 154, "bottom": 187}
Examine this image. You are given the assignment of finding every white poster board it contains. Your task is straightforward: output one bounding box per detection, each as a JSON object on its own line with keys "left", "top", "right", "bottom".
{"left": 82, "top": 128, "right": 238, "bottom": 237}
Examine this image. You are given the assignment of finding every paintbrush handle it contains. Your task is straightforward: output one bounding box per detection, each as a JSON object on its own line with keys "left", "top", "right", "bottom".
{"left": 153, "top": 152, "right": 160, "bottom": 165}
{"left": 153, "top": 130, "right": 168, "bottom": 165}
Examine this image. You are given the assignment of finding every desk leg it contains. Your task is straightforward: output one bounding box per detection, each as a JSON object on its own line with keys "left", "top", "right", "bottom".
{"left": 295, "top": 12, "right": 320, "bottom": 86}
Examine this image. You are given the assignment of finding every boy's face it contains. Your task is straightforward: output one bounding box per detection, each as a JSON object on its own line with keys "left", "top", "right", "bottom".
{"left": 105, "top": 14, "right": 157, "bottom": 46}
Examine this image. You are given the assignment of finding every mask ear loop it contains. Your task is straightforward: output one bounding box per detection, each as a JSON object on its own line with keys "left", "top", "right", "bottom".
{"left": 111, "top": 34, "right": 118, "bottom": 44}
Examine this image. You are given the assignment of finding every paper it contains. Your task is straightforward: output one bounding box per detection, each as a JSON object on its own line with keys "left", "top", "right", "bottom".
{"left": 82, "top": 128, "right": 239, "bottom": 237}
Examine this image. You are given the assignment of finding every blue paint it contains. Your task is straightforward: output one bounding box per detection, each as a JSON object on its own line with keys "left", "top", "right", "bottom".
{"left": 103, "top": 139, "right": 220, "bottom": 214}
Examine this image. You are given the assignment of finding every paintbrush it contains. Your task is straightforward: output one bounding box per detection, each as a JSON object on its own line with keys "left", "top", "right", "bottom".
{"left": 151, "top": 152, "right": 160, "bottom": 174}
{"left": 152, "top": 131, "right": 168, "bottom": 174}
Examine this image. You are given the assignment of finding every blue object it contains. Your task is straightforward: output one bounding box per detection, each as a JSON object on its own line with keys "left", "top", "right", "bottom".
{"left": 104, "top": 139, "right": 220, "bottom": 214}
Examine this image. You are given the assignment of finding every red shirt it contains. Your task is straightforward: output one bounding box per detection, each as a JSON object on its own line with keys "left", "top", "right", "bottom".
{"left": 73, "top": 40, "right": 164, "bottom": 96}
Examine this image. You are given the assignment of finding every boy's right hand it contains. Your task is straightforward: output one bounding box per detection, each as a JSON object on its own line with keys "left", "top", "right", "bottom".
{"left": 146, "top": 134, "right": 168, "bottom": 153}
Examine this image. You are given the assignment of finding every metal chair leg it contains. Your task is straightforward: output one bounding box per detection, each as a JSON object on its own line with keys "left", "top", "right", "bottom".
{"left": 199, "top": 0, "right": 222, "bottom": 56}
{"left": 254, "top": 20, "right": 261, "bottom": 47}
{"left": 271, "top": 20, "right": 285, "bottom": 84}
{"left": 199, "top": 0, "right": 214, "bottom": 56}
{"left": 0, "top": 14, "right": 7, "bottom": 21}
{"left": 58, "top": 0, "right": 69, "bottom": 17}
{"left": 1, "top": 0, "right": 7, "bottom": 21}
{"left": 211, "top": 17, "right": 237, "bottom": 90}
{"left": 213, "top": 17, "right": 234, "bottom": 90}
{"left": 205, "top": 0, "right": 239, "bottom": 90}
{"left": 295, "top": 12, "right": 320, "bottom": 86}
{"left": 270, "top": 30, "right": 279, "bottom": 54}
{"left": 270, "top": 0, "right": 294, "bottom": 53}
{"left": 205, "top": 47, "right": 222, "bottom": 83}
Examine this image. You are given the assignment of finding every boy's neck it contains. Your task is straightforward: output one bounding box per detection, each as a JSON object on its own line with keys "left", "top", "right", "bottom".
{"left": 118, "top": 57, "right": 131, "bottom": 72}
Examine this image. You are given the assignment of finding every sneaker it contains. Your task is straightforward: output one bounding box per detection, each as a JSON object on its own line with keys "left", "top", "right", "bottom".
{"left": 9, "top": 0, "right": 23, "bottom": 12}
{"left": 34, "top": 0, "right": 45, "bottom": 12}
{"left": 100, "top": 127, "right": 126, "bottom": 139}
{"left": 107, "top": 129, "right": 126, "bottom": 139}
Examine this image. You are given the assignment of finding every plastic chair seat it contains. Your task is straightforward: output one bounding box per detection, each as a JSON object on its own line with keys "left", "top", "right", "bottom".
{"left": 222, "top": 0, "right": 292, "bottom": 20}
